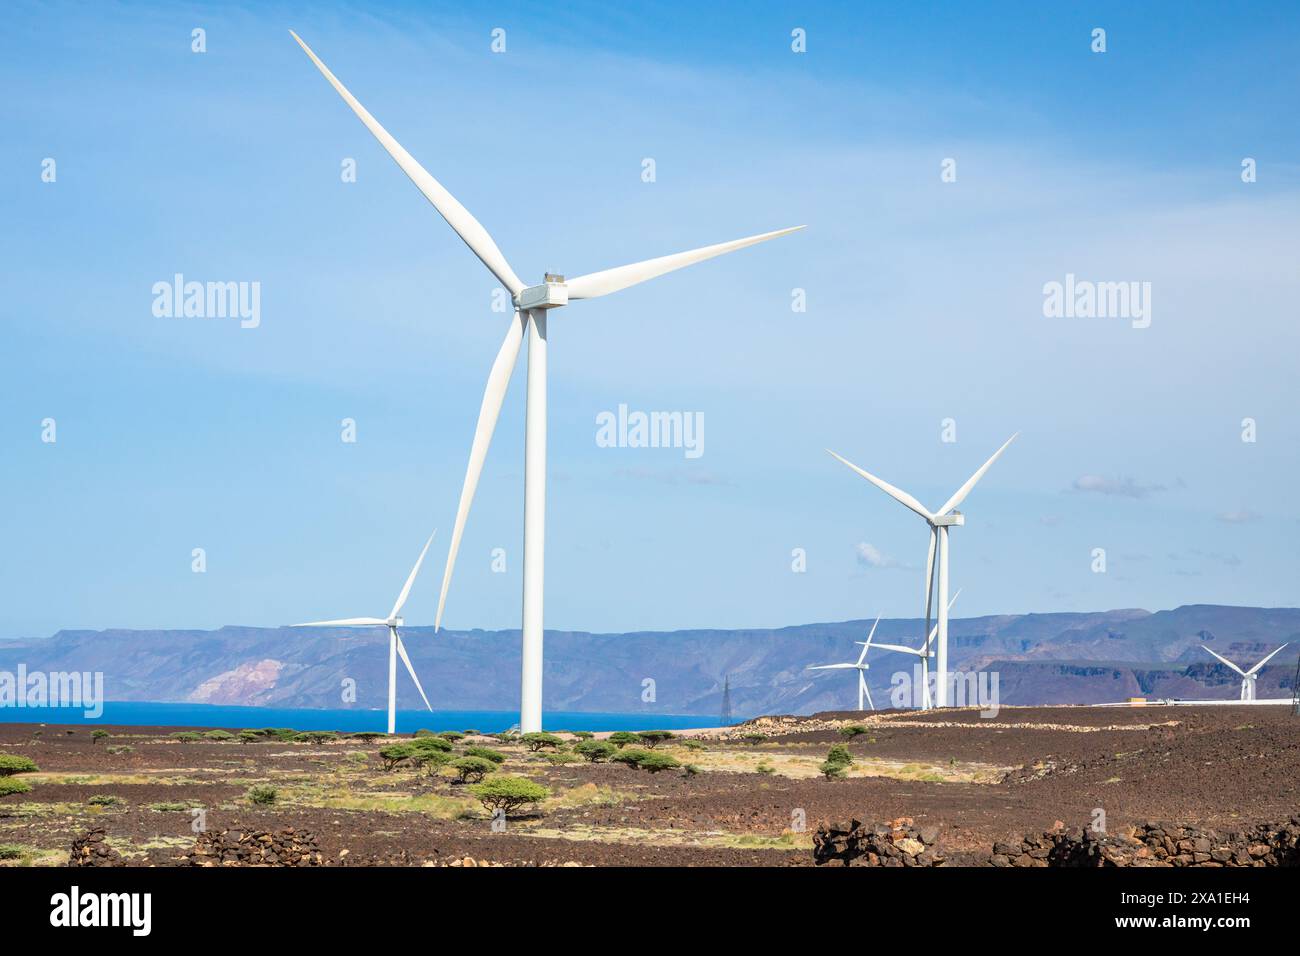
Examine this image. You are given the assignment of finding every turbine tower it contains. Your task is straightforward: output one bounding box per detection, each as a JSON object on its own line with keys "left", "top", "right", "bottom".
{"left": 871, "top": 590, "right": 961, "bottom": 710}
{"left": 1200, "top": 644, "right": 1289, "bottom": 701}
{"left": 290, "top": 33, "right": 803, "bottom": 733}
{"left": 828, "top": 434, "right": 1017, "bottom": 707}
{"left": 293, "top": 531, "right": 437, "bottom": 734}
{"left": 807, "top": 617, "right": 882, "bottom": 711}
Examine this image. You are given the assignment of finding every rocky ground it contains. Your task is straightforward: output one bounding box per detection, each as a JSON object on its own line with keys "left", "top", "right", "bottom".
{"left": 0, "top": 704, "right": 1295, "bottom": 867}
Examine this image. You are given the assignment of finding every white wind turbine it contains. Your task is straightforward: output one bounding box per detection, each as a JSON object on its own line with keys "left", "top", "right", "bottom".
{"left": 808, "top": 617, "right": 881, "bottom": 712}
{"left": 870, "top": 589, "right": 961, "bottom": 710}
{"left": 828, "top": 434, "right": 1017, "bottom": 707}
{"left": 294, "top": 531, "right": 436, "bottom": 735}
{"left": 290, "top": 33, "right": 804, "bottom": 733}
{"left": 1200, "top": 643, "right": 1289, "bottom": 702}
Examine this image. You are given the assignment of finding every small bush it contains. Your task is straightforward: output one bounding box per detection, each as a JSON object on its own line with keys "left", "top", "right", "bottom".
{"left": 0, "top": 845, "right": 23, "bottom": 860}
{"left": 0, "top": 778, "right": 33, "bottom": 797}
{"left": 682, "top": 763, "right": 700, "bottom": 776}
{"left": 570, "top": 730, "right": 594, "bottom": 740}
{"left": 414, "top": 729, "right": 436, "bottom": 738}
{"left": 0, "top": 755, "right": 39, "bottom": 776}
{"left": 91, "top": 730, "right": 110, "bottom": 744}
{"left": 170, "top": 732, "right": 202, "bottom": 743}
{"left": 825, "top": 744, "right": 853, "bottom": 767}
{"left": 247, "top": 784, "right": 278, "bottom": 805}
{"left": 105, "top": 745, "right": 133, "bottom": 755}
{"left": 638, "top": 730, "right": 676, "bottom": 749}
{"left": 636, "top": 752, "right": 680, "bottom": 773}
{"left": 522, "top": 732, "right": 563, "bottom": 752}
{"left": 741, "top": 733, "right": 767, "bottom": 746}
{"left": 574, "top": 740, "right": 617, "bottom": 763}
{"left": 437, "top": 731, "right": 465, "bottom": 742}
{"left": 819, "top": 761, "right": 848, "bottom": 780}
{"left": 292, "top": 731, "right": 339, "bottom": 745}
{"left": 611, "top": 748, "right": 652, "bottom": 768}
{"left": 756, "top": 763, "right": 776, "bottom": 775}
{"left": 462, "top": 728, "right": 480, "bottom": 736}
{"left": 680, "top": 739, "right": 704, "bottom": 751}
{"left": 87, "top": 794, "right": 121, "bottom": 806}
{"left": 463, "top": 746, "right": 507, "bottom": 765}
{"left": 379, "top": 743, "right": 418, "bottom": 771}
{"left": 449, "top": 756, "right": 496, "bottom": 783}
{"left": 410, "top": 735, "right": 453, "bottom": 753}
{"left": 411, "top": 751, "right": 452, "bottom": 774}
{"left": 608, "top": 732, "right": 641, "bottom": 749}
{"left": 261, "top": 728, "right": 298, "bottom": 741}
{"left": 544, "top": 751, "right": 581, "bottom": 765}
{"left": 238, "top": 730, "right": 263, "bottom": 744}
{"left": 839, "top": 725, "right": 868, "bottom": 739}
{"left": 148, "top": 801, "right": 190, "bottom": 812}
{"left": 468, "top": 776, "right": 550, "bottom": 816}
{"left": 349, "top": 732, "right": 385, "bottom": 743}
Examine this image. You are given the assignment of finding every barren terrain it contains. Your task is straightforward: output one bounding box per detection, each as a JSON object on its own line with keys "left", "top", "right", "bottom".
{"left": 1, "top": 705, "right": 1295, "bottom": 866}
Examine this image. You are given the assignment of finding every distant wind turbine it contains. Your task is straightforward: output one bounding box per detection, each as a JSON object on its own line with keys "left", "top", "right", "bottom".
{"left": 870, "top": 590, "right": 961, "bottom": 710}
{"left": 827, "top": 434, "right": 1017, "bottom": 707}
{"left": 290, "top": 32, "right": 803, "bottom": 733}
{"left": 808, "top": 617, "right": 881, "bottom": 711}
{"left": 1200, "top": 643, "right": 1289, "bottom": 701}
{"left": 294, "top": 531, "right": 436, "bottom": 735}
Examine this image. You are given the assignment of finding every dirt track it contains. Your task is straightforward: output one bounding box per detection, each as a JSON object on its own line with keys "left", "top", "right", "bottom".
{"left": 1, "top": 705, "right": 1295, "bottom": 866}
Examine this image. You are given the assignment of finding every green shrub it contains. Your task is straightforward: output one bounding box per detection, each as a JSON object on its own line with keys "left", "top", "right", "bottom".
{"left": 202, "top": 729, "right": 234, "bottom": 741}
{"left": 682, "top": 763, "right": 700, "bottom": 776}
{"left": 147, "top": 802, "right": 190, "bottom": 812}
{"left": 0, "top": 778, "right": 33, "bottom": 797}
{"left": 819, "top": 761, "right": 848, "bottom": 780}
{"left": 636, "top": 752, "right": 680, "bottom": 773}
{"left": 238, "top": 730, "right": 262, "bottom": 744}
{"left": 247, "top": 784, "right": 277, "bottom": 805}
{"left": 292, "top": 731, "right": 339, "bottom": 745}
{"left": 411, "top": 751, "right": 452, "bottom": 773}
{"left": 105, "top": 745, "right": 133, "bottom": 755}
{"left": 87, "top": 794, "right": 121, "bottom": 806}
{"left": 463, "top": 746, "right": 507, "bottom": 765}
{"left": 741, "top": 733, "right": 767, "bottom": 746}
{"left": 437, "top": 731, "right": 465, "bottom": 742}
{"left": 450, "top": 756, "right": 496, "bottom": 783}
{"left": 468, "top": 776, "right": 550, "bottom": 816}
{"left": 91, "top": 730, "right": 110, "bottom": 744}
{"left": 680, "top": 739, "right": 704, "bottom": 751}
{"left": 574, "top": 740, "right": 617, "bottom": 763}
{"left": 0, "top": 845, "right": 23, "bottom": 860}
{"left": 170, "top": 732, "right": 202, "bottom": 743}
{"left": 349, "top": 732, "right": 385, "bottom": 743}
{"left": 522, "top": 732, "right": 563, "bottom": 752}
{"left": 839, "top": 725, "right": 868, "bottom": 738}
{"left": 410, "top": 735, "right": 453, "bottom": 753}
{"left": 462, "top": 729, "right": 480, "bottom": 736}
{"left": 544, "top": 751, "right": 581, "bottom": 765}
{"left": 608, "top": 731, "right": 641, "bottom": 749}
{"left": 0, "top": 755, "right": 39, "bottom": 776}
{"left": 379, "top": 743, "right": 418, "bottom": 771}
{"left": 756, "top": 763, "right": 776, "bottom": 775}
{"left": 414, "top": 729, "right": 436, "bottom": 737}
{"left": 825, "top": 745, "right": 853, "bottom": 767}
{"left": 570, "top": 730, "right": 594, "bottom": 740}
{"left": 261, "top": 728, "right": 298, "bottom": 741}
{"left": 638, "top": 730, "right": 676, "bottom": 749}
{"left": 611, "top": 748, "right": 652, "bottom": 767}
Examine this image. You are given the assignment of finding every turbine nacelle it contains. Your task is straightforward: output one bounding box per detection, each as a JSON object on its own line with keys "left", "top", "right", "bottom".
{"left": 515, "top": 275, "right": 569, "bottom": 311}
{"left": 930, "top": 512, "right": 965, "bottom": 527}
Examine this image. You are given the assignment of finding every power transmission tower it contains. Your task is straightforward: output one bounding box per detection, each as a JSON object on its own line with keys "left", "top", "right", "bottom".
{"left": 720, "top": 675, "right": 733, "bottom": 726}
{"left": 1291, "top": 655, "right": 1300, "bottom": 717}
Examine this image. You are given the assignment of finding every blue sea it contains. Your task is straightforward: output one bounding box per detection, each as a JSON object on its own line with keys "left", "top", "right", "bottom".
{"left": 0, "top": 700, "right": 727, "bottom": 734}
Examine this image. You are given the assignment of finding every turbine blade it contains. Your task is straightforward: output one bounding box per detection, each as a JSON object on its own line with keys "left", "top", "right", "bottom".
{"left": 1245, "top": 642, "right": 1288, "bottom": 676}
{"left": 564, "top": 226, "right": 804, "bottom": 300}
{"left": 924, "top": 588, "right": 962, "bottom": 653}
{"left": 937, "top": 433, "right": 1019, "bottom": 516}
{"left": 808, "top": 663, "right": 857, "bottom": 670}
{"left": 826, "top": 450, "right": 933, "bottom": 521}
{"left": 394, "top": 632, "right": 433, "bottom": 712}
{"left": 1201, "top": 645, "right": 1247, "bottom": 677}
{"left": 871, "top": 642, "right": 924, "bottom": 656}
{"left": 292, "top": 617, "right": 386, "bottom": 627}
{"left": 857, "top": 616, "right": 881, "bottom": 664}
{"left": 863, "top": 675, "right": 875, "bottom": 712}
{"left": 390, "top": 529, "right": 436, "bottom": 620}
{"left": 923, "top": 527, "right": 936, "bottom": 634}
{"left": 289, "top": 32, "right": 525, "bottom": 295}
{"left": 435, "top": 312, "right": 527, "bottom": 631}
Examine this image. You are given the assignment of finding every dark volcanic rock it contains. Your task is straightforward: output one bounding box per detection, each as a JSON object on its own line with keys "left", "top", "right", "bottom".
{"left": 68, "top": 828, "right": 124, "bottom": 867}
{"left": 813, "top": 816, "right": 946, "bottom": 867}
{"left": 183, "top": 824, "right": 323, "bottom": 867}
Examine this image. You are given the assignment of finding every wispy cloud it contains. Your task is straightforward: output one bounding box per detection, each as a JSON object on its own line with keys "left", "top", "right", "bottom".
{"left": 1217, "top": 509, "right": 1259, "bottom": 523}
{"left": 855, "top": 542, "right": 909, "bottom": 569}
{"left": 1070, "top": 475, "right": 1169, "bottom": 499}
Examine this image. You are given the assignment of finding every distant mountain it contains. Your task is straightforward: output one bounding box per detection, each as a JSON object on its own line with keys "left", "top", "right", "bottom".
{"left": 1, "top": 605, "right": 1296, "bottom": 717}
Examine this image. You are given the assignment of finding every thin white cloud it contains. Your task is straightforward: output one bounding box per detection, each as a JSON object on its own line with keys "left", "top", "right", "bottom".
{"left": 1070, "top": 475, "right": 1168, "bottom": 499}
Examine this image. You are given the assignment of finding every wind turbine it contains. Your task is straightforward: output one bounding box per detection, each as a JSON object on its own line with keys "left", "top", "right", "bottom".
{"left": 290, "top": 33, "right": 804, "bottom": 733}
{"left": 808, "top": 617, "right": 881, "bottom": 711}
{"left": 870, "top": 590, "right": 961, "bottom": 710}
{"left": 1200, "top": 644, "right": 1289, "bottom": 701}
{"left": 294, "top": 531, "right": 437, "bottom": 735}
{"left": 828, "top": 434, "right": 1017, "bottom": 707}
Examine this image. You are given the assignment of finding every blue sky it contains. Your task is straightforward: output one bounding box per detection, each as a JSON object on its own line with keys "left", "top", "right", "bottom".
{"left": 2, "top": 1, "right": 1298, "bottom": 638}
